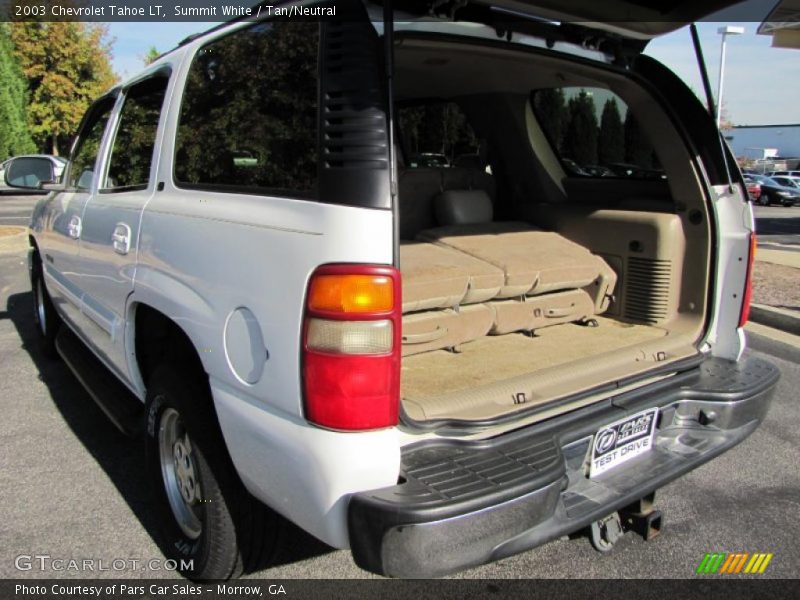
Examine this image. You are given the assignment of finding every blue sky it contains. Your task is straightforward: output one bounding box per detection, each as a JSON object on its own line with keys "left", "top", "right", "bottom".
{"left": 646, "top": 22, "right": 799, "bottom": 125}
{"left": 107, "top": 18, "right": 799, "bottom": 126}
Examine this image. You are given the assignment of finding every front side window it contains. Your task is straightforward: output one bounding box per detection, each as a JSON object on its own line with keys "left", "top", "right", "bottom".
{"left": 67, "top": 98, "right": 115, "bottom": 190}
{"left": 531, "top": 87, "right": 663, "bottom": 180}
{"left": 174, "top": 20, "right": 319, "bottom": 197}
{"left": 104, "top": 75, "right": 169, "bottom": 191}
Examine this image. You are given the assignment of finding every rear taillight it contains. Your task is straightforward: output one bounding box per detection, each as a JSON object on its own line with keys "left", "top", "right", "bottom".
{"left": 738, "top": 233, "right": 756, "bottom": 328}
{"left": 302, "top": 264, "right": 401, "bottom": 431}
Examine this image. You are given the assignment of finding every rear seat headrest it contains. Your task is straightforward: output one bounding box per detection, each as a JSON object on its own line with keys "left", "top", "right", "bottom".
{"left": 435, "top": 189, "right": 493, "bottom": 226}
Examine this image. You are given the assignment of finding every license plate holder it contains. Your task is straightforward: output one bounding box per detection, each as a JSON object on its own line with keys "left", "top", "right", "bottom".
{"left": 589, "top": 408, "right": 659, "bottom": 478}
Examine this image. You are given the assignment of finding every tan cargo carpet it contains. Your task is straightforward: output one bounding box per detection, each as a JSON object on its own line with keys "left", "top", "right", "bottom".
{"left": 401, "top": 317, "right": 666, "bottom": 401}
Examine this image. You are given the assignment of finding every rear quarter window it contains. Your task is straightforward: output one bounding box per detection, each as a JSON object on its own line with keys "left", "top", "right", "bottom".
{"left": 531, "top": 87, "right": 665, "bottom": 181}
{"left": 174, "top": 20, "right": 319, "bottom": 198}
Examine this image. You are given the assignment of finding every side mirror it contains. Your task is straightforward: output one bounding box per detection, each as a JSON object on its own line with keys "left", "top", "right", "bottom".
{"left": 4, "top": 157, "right": 55, "bottom": 190}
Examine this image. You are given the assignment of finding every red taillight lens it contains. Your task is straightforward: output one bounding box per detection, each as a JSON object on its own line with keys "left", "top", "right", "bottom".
{"left": 738, "top": 233, "right": 756, "bottom": 328}
{"left": 303, "top": 264, "right": 401, "bottom": 431}
{"left": 304, "top": 353, "right": 399, "bottom": 430}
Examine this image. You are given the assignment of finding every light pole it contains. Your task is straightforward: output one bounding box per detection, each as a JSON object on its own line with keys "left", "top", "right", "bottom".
{"left": 716, "top": 25, "right": 744, "bottom": 129}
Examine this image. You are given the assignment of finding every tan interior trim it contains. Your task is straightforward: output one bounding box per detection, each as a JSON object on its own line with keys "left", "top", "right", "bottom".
{"left": 524, "top": 103, "right": 566, "bottom": 195}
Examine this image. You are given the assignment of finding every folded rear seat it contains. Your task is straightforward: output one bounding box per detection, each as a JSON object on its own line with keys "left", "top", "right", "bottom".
{"left": 400, "top": 241, "right": 503, "bottom": 356}
{"left": 401, "top": 241, "right": 503, "bottom": 311}
{"left": 417, "top": 190, "right": 617, "bottom": 335}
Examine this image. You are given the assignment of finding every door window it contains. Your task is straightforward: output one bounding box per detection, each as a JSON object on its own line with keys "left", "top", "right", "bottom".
{"left": 66, "top": 97, "right": 115, "bottom": 190}
{"left": 103, "top": 75, "right": 169, "bottom": 191}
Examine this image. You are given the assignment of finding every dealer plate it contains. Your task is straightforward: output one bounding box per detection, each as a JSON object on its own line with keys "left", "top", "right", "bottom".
{"left": 589, "top": 408, "right": 659, "bottom": 478}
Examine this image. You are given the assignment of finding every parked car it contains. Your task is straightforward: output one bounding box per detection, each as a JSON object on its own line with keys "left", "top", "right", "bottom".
{"left": 771, "top": 175, "right": 800, "bottom": 190}
{"left": 748, "top": 174, "right": 800, "bottom": 206}
{"left": 0, "top": 155, "right": 66, "bottom": 194}
{"left": 768, "top": 170, "right": 800, "bottom": 178}
{"left": 742, "top": 175, "right": 761, "bottom": 201}
{"left": 8, "top": 0, "right": 778, "bottom": 581}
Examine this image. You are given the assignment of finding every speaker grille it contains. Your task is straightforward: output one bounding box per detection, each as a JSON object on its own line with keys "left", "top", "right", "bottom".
{"left": 625, "top": 257, "right": 672, "bottom": 324}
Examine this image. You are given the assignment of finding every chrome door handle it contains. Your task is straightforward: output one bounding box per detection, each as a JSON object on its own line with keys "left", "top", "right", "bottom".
{"left": 112, "top": 223, "right": 132, "bottom": 255}
{"left": 67, "top": 215, "right": 82, "bottom": 239}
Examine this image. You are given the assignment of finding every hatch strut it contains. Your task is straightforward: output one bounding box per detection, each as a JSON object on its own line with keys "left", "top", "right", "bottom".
{"left": 689, "top": 24, "right": 716, "bottom": 119}
{"left": 690, "top": 23, "right": 734, "bottom": 193}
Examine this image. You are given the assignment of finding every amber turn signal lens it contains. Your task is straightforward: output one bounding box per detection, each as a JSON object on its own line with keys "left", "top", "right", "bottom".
{"left": 308, "top": 274, "right": 394, "bottom": 314}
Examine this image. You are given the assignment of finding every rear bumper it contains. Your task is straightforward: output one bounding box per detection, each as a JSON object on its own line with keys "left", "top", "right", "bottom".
{"left": 348, "top": 355, "right": 779, "bottom": 577}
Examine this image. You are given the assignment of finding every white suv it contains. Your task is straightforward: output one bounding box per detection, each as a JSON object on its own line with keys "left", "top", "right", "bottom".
{"left": 10, "top": 0, "right": 779, "bottom": 580}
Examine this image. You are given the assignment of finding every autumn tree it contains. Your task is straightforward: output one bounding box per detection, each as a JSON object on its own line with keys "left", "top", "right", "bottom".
{"left": 563, "top": 90, "right": 598, "bottom": 166}
{"left": 597, "top": 98, "right": 624, "bottom": 165}
{"left": 0, "top": 25, "right": 36, "bottom": 158}
{"left": 10, "top": 22, "right": 116, "bottom": 155}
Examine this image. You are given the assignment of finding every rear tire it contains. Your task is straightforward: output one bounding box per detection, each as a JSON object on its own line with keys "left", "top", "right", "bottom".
{"left": 758, "top": 193, "right": 770, "bottom": 206}
{"left": 145, "top": 365, "right": 283, "bottom": 580}
{"left": 31, "top": 253, "right": 60, "bottom": 358}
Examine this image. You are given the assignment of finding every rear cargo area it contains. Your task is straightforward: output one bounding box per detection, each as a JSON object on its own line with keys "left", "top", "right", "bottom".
{"left": 393, "top": 35, "right": 712, "bottom": 424}
{"left": 402, "top": 317, "right": 665, "bottom": 418}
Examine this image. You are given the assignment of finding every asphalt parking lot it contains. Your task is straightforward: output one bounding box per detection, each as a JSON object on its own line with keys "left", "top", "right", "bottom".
{"left": 0, "top": 195, "right": 798, "bottom": 580}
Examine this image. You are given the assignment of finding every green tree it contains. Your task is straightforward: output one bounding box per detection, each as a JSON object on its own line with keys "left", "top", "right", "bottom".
{"left": 400, "top": 103, "right": 476, "bottom": 161}
{"left": 10, "top": 22, "right": 116, "bottom": 155}
{"left": 563, "top": 90, "right": 598, "bottom": 166}
{"left": 597, "top": 98, "right": 624, "bottom": 165}
{"left": 532, "top": 88, "right": 567, "bottom": 152}
{"left": 143, "top": 46, "right": 160, "bottom": 66}
{"left": 624, "top": 111, "right": 654, "bottom": 168}
{"left": 0, "top": 25, "right": 36, "bottom": 158}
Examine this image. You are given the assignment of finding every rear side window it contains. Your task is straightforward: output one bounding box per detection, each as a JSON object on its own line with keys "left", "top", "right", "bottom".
{"left": 66, "top": 98, "right": 115, "bottom": 190}
{"left": 399, "top": 102, "right": 478, "bottom": 168}
{"left": 103, "top": 75, "right": 169, "bottom": 191}
{"left": 531, "top": 87, "right": 663, "bottom": 180}
{"left": 174, "top": 21, "right": 319, "bottom": 197}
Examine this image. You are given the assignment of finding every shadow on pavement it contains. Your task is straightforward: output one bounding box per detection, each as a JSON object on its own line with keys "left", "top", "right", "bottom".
{"left": 754, "top": 214, "right": 800, "bottom": 239}
{"left": 4, "top": 290, "right": 333, "bottom": 576}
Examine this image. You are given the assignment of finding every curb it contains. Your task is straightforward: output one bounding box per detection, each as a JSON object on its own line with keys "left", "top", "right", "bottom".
{"left": 0, "top": 228, "right": 28, "bottom": 255}
{"left": 750, "top": 304, "right": 800, "bottom": 337}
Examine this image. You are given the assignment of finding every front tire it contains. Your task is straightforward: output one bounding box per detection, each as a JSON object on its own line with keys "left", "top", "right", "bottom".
{"left": 145, "top": 365, "right": 282, "bottom": 580}
{"left": 31, "top": 253, "right": 60, "bottom": 358}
